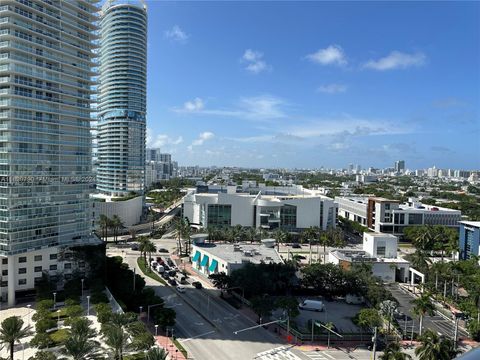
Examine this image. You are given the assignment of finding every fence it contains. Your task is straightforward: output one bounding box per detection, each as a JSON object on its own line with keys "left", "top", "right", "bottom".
{"left": 105, "top": 286, "right": 124, "bottom": 314}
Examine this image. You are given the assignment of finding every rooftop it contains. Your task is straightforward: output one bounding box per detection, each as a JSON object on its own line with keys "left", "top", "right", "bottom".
{"left": 459, "top": 221, "right": 480, "bottom": 228}
{"left": 330, "top": 249, "right": 409, "bottom": 264}
{"left": 192, "top": 243, "right": 283, "bottom": 265}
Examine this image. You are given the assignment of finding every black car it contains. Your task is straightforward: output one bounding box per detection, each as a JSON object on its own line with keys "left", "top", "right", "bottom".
{"left": 163, "top": 264, "right": 170, "bottom": 271}
{"left": 158, "top": 248, "right": 169, "bottom": 253}
{"left": 168, "top": 270, "right": 176, "bottom": 277}
{"left": 161, "top": 272, "right": 169, "bottom": 279}
{"left": 291, "top": 243, "right": 301, "bottom": 249}
{"left": 192, "top": 281, "right": 202, "bottom": 289}
{"left": 131, "top": 243, "right": 139, "bottom": 250}
{"left": 167, "top": 259, "right": 175, "bottom": 267}
{"left": 168, "top": 278, "right": 177, "bottom": 286}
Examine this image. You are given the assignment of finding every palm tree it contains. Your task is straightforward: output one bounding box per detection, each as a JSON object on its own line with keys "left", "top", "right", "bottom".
{"left": 98, "top": 214, "right": 110, "bottom": 241}
{"left": 380, "top": 342, "right": 412, "bottom": 360}
{"left": 146, "top": 347, "right": 168, "bottom": 360}
{"left": 174, "top": 218, "right": 184, "bottom": 255}
{"left": 246, "top": 227, "right": 258, "bottom": 243}
{"left": 140, "top": 239, "right": 156, "bottom": 270}
{"left": 273, "top": 228, "right": 287, "bottom": 251}
{"left": 411, "top": 292, "right": 436, "bottom": 336}
{"left": 0, "top": 316, "right": 32, "bottom": 360}
{"left": 320, "top": 228, "right": 344, "bottom": 264}
{"left": 137, "top": 236, "right": 150, "bottom": 263}
{"left": 111, "top": 215, "right": 123, "bottom": 244}
{"left": 183, "top": 218, "right": 192, "bottom": 256}
{"left": 61, "top": 334, "right": 99, "bottom": 360}
{"left": 102, "top": 324, "right": 129, "bottom": 360}
{"left": 415, "top": 329, "right": 458, "bottom": 360}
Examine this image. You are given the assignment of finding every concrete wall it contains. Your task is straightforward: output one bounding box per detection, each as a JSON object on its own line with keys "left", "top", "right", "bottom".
{"left": 93, "top": 196, "right": 143, "bottom": 227}
{"left": 363, "top": 233, "right": 398, "bottom": 258}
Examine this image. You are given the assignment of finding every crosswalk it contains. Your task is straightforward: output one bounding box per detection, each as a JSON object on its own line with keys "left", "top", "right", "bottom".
{"left": 255, "top": 346, "right": 303, "bottom": 360}
{"left": 303, "top": 351, "right": 329, "bottom": 360}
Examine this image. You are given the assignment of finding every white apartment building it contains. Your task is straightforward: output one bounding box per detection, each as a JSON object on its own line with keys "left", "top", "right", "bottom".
{"left": 183, "top": 188, "right": 337, "bottom": 231}
{"left": 329, "top": 232, "right": 409, "bottom": 283}
{"left": 335, "top": 196, "right": 461, "bottom": 238}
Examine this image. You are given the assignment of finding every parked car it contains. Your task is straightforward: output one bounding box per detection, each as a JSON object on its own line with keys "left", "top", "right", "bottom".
{"left": 158, "top": 248, "right": 169, "bottom": 253}
{"left": 161, "top": 272, "right": 169, "bottom": 279}
{"left": 299, "top": 300, "right": 325, "bottom": 312}
{"left": 168, "top": 278, "right": 177, "bottom": 286}
{"left": 176, "top": 285, "right": 185, "bottom": 293}
{"left": 156, "top": 265, "right": 164, "bottom": 273}
{"left": 163, "top": 265, "right": 170, "bottom": 271}
{"left": 168, "top": 270, "right": 177, "bottom": 277}
{"left": 156, "top": 257, "right": 162, "bottom": 263}
{"left": 291, "top": 243, "right": 301, "bottom": 249}
{"left": 131, "top": 243, "right": 139, "bottom": 250}
{"left": 150, "top": 261, "right": 158, "bottom": 269}
{"left": 167, "top": 259, "right": 174, "bottom": 267}
{"left": 192, "top": 281, "right": 202, "bottom": 289}
{"left": 180, "top": 276, "right": 188, "bottom": 284}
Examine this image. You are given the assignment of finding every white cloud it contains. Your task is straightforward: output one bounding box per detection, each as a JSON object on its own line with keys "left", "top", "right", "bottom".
{"left": 188, "top": 132, "right": 215, "bottom": 151}
{"left": 242, "top": 49, "right": 271, "bottom": 74}
{"left": 172, "top": 95, "right": 286, "bottom": 122}
{"left": 164, "top": 25, "right": 189, "bottom": 43}
{"left": 363, "top": 51, "right": 426, "bottom": 70}
{"left": 147, "top": 129, "right": 183, "bottom": 149}
{"left": 317, "top": 83, "right": 347, "bottom": 94}
{"left": 182, "top": 97, "right": 204, "bottom": 112}
{"left": 306, "top": 45, "right": 347, "bottom": 66}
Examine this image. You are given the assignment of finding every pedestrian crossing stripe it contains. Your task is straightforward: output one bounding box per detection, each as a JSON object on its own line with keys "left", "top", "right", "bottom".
{"left": 255, "top": 346, "right": 303, "bottom": 360}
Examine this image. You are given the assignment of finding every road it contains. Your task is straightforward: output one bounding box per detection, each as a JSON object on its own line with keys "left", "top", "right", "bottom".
{"left": 107, "top": 247, "right": 310, "bottom": 360}
{"left": 388, "top": 283, "right": 469, "bottom": 340}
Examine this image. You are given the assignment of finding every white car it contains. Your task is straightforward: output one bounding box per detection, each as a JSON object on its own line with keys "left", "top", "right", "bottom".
{"left": 176, "top": 286, "right": 185, "bottom": 293}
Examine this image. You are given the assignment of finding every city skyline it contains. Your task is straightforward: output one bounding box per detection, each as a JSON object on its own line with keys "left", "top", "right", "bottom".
{"left": 145, "top": 1, "right": 479, "bottom": 169}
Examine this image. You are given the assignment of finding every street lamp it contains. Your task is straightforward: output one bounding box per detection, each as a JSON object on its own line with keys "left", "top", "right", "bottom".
{"left": 81, "top": 278, "right": 84, "bottom": 298}
{"left": 139, "top": 306, "right": 143, "bottom": 320}
{"left": 57, "top": 309, "right": 61, "bottom": 328}
{"left": 53, "top": 292, "right": 57, "bottom": 309}
{"left": 26, "top": 304, "right": 31, "bottom": 326}
{"left": 155, "top": 324, "right": 159, "bottom": 336}
{"left": 86, "top": 295, "right": 91, "bottom": 316}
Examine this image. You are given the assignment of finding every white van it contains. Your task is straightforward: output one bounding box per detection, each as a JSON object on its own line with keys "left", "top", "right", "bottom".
{"left": 299, "top": 300, "right": 325, "bottom": 312}
{"left": 156, "top": 265, "right": 164, "bottom": 273}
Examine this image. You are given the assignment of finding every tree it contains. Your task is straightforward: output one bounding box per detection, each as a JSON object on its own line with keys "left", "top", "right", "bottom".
{"left": 61, "top": 333, "right": 99, "bottom": 360}
{"left": 0, "top": 316, "right": 32, "bottom": 360}
{"left": 412, "top": 292, "right": 435, "bottom": 336}
{"left": 111, "top": 215, "right": 123, "bottom": 244}
{"left": 174, "top": 218, "right": 188, "bottom": 255}
{"left": 152, "top": 308, "right": 176, "bottom": 330}
{"left": 138, "top": 237, "right": 155, "bottom": 266}
{"left": 357, "top": 308, "right": 382, "bottom": 330}
{"left": 467, "top": 319, "right": 480, "bottom": 341}
{"left": 275, "top": 296, "right": 300, "bottom": 319}
{"left": 27, "top": 351, "right": 56, "bottom": 360}
{"left": 209, "top": 272, "right": 231, "bottom": 297}
{"left": 415, "top": 329, "right": 458, "bottom": 360}
{"left": 379, "top": 300, "right": 398, "bottom": 335}
{"left": 146, "top": 347, "right": 168, "bottom": 360}
{"left": 102, "top": 324, "right": 129, "bottom": 360}
{"left": 380, "top": 342, "right": 412, "bottom": 360}
{"left": 98, "top": 214, "right": 110, "bottom": 241}
{"left": 302, "top": 227, "right": 318, "bottom": 263}
{"left": 250, "top": 296, "right": 275, "bottom": 322}
{"left": 273, "top": 228, "right": 288, "bottom": 251}
{"left": 320, "top": 228, "right": 345, "bottom": 263}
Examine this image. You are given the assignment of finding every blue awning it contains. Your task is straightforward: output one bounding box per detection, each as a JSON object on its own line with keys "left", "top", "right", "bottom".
{"left": 200, "top": 255, "right": 209, "bottom": 267}
{"left": 192, "top": 251, "right": 201, "bottom": 262}
{"left": 209, "top": 259, "right": 218, "bottom": 273}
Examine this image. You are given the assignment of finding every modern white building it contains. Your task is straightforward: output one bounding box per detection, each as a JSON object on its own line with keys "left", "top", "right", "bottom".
{"left": 329, "top": 233, "right": 409, "bottom": 283}
{"left": 190, "top": 243, "right": 283, "bottom": 276}
{"left": 335, "top": 196, "right": 461, "bottom": 238}
{"left": 0, "top": 0, "right": 99, "bottom": 305}
{"left": 183, "top": 188, "right": 337, "bottom": 231}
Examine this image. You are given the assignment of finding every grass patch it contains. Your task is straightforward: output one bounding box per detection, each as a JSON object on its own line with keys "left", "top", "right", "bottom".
{"left": 124, "top": 353, "right": 146, "bottom": 360}
{"left": 49, "top": 328, "right": 69, "bottom": 345}
{"left": 173, "top": 337, "right": 188, "bottom": 358}
{"left": 137, "top": 257, "right": 167, "bottom": 285}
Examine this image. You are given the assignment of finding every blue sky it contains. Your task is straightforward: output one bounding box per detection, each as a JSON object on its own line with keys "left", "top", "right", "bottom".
{"left": 144, "top": 1, "right": 479, "bottom": 170}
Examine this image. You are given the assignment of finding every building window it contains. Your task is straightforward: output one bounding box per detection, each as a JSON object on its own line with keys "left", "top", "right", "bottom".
{"left": 1, "top": 259, "right": 7, "bottom": 264}
{"left": 34, "top": 255, "right": 42, "bottom": 261}
{"left": 1, "top": 270, "right": 7, "bottom": 276}
{"left": 18, "top": 268, "right": 26, "bottom": 274}
{"left": 19, "top": 257, "right": 27, "bottom": 263}
{"left": 50, "top": 254, "right": 57, "bottom": 260}
{"left": 280, "top": 204, "right": 297, "bottom": 230}
{"left": 377, "top": 246, "right": 386, "bottom": 256}
{"left": 18, "top": 279, "right": 27, "bottom": 285}
{"left": 49, "top": 264, "right": 57, "bottom": 271}
{"left": 1, "top": 281, "right": 7, "bottom": 287}
{"left": 34, "top": 266, "right": 42, "bottom": 272}
{"left": 207, "top": 205, "right": 232, "bottom": 227}
{"left": 34, "top": 277, "right": 42, "bottom": 284}
{"left": 64, "top": 263, "right": 72, "bottom": 269}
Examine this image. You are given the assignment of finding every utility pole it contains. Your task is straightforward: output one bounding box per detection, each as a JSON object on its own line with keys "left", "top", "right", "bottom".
{"left": 372, "top": 326, "right": 377, "bottom": 360}
{"left": 453, "top": 316, "right": 459, "bottom": 350}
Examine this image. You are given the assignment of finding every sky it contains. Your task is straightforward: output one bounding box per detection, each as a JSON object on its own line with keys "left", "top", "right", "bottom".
{"left": 142, "top": 1, "right": 480, "bottom": 170}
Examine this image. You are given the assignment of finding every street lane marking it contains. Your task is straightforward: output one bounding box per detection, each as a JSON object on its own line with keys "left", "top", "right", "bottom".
{"left": 324, "top": 353, "right": 335, "bottom": 360}
{"left": 179, "top": 330, "right": 216, "bottom": 343}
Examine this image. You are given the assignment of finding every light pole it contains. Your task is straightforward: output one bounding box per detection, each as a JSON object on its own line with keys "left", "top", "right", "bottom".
{"left": 155, "top": 324, "right": 159, "bottom": 336}
{"left": 26, "top": 304, "right": 31, "bottom": 326}
{"left": 87, "top": 295, "right": 90, "bottom": 316}
{"left": 53, "top": 292, "right": 57, "bottom": 309}
{"left": 372, "top": 326, "right": 377, "bottom": 360}
{"left": 81, "top": 278, "right": 84, "bottom": 299}
{"left": 139, "top": 305, "right": 143, "bottom": 320}
{"left": 57, "top": 309, "right": 61, "bottom": 328}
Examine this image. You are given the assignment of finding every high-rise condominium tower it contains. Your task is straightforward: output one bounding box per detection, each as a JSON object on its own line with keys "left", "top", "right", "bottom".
{"left": 0, "top": 0, "right": 98, "bottom": 305}
{"left": 97, "top": 0, "right": 147, "bottom": 197}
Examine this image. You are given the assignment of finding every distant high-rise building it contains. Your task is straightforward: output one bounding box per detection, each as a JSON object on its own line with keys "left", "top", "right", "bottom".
{"left": 0, "top": 0, "right": 98, "bottom": 305}
{"left": 97, "top": 0, "right": 147, "bottom": 197}
{"left": 146, "top": 148, "right": 161, "bottom": 162}
{"left": 394, "top": 160, "right": 405, "bottom": 173}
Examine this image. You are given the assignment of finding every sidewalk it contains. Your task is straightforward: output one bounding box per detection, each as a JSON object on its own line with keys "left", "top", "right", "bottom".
{"left": 155, "top": 335, "right": 187, "bottom": 360}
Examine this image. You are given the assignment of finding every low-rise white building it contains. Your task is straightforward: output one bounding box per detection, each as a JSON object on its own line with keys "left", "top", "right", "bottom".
{"left": 328, "top": 232, "right": 409, "bottom": 283}
{"left": 335, "top": 196, "right": 461, "bottom": 238}
{"left": 190, "top": 242, "right": 283, "bottom": 276}
{"left": 183, "top": 188, "right": 337, "bottom": 231}
{"left": 91, "top": 194, "right": 143, "bottom": 227}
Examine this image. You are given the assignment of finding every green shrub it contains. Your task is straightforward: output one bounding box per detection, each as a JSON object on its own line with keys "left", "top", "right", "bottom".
{"left": 36, "top": 318, "right": 56, "bottom": 333}
{"left": 49, "top": 328, "right": 69, "bottom": 345}
{"left": 30, "top": 333, "right": 54, "bottom": 349}
{"left": 95, "top": 303, "right": 113, "bottom": 324}
{"left": 36, "top": 300, "right": 54, "bottom": 312}
{"left": 90, "top": 292, "right": 109, "bottom": 304}
{"left": 28, "top": 350, "right": 57, "bottom": 360}
{"left": 468, "top": 320, "right": 480, "bottom": 341}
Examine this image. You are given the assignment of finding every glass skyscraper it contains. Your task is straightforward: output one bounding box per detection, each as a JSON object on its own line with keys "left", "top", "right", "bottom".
{"left": 97, "top": 0, "right": 147, "bottom": 197}
{"left": 0, "top": 0, "right": 98, "bottom": 305}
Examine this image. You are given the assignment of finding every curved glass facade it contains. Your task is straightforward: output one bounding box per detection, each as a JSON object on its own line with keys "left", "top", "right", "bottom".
{"left": 97, "top": 2, "right": 147, "bottom": 196}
